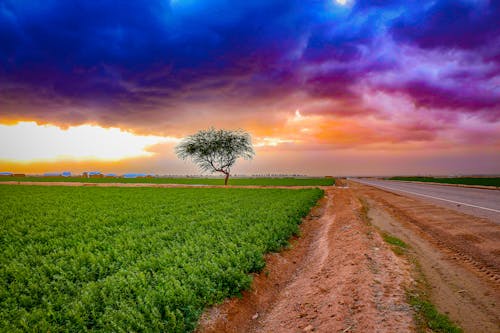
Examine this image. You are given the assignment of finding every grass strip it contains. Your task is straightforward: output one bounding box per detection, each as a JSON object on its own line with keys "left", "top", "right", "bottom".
{"left": 360, "top": 195, "right": 463, "bottom": 333}
{"left": 380, "top": 233, "right": 462, "bottom": 332}
{"left": 388, "top": 176, "right": 500, "bottom": 187}
{"left": 408, "top": 294, "right": 463, "bottom": 333}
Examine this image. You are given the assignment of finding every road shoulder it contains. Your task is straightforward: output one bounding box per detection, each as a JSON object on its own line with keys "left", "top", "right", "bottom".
{"left": 354, "top": 182, "right": 500, "bottom": 332}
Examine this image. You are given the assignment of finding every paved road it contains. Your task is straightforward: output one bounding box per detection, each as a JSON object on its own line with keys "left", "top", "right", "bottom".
{"left": 352, "top": 179, "right": 500, "bottom": 224}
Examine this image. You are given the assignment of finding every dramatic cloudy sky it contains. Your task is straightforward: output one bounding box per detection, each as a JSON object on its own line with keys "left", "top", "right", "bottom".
{"left": 0, "top": 0, "right": 499, "bottom": 175}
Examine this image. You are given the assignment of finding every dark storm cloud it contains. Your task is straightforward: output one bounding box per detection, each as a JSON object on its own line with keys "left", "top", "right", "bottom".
{"left": 391, "top": 0, "right": 500, "bottom": 50}
{"left": 0, "top": 0, "right": 499, "bottom": 131}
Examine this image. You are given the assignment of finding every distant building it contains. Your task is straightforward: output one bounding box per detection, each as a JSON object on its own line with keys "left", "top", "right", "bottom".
{"left": 89, "top": 171, "right": 103, "bottom": 178}
{"left": 62, "top": 171, "right": 71, "bottom": 177}
{"left": 104, "top": 173, "right": 117, "bottom": 178}
{"left": 123, "top": 173, "right": 146, "bottom": 178}
{"left": 82, "top": 171, "right": 102, "bottom": 178}
{"left": 44, "top": 172, "right": 62, "bottom": 177}
{"left": 0, "top": 172, "right": 13, "bottom": 177}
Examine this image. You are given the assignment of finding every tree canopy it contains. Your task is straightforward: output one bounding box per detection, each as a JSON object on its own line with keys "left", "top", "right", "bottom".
{"left": 175, "top": 128, "right": 255, "bottom": 185}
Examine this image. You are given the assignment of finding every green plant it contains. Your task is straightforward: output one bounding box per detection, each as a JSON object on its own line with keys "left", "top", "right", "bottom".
{"left": 388, "top": 176, "right": 500, "bottom": 187}
{"left": 409, "top": 294, "right": 463, "bottom": 333}
{"left": 382, "top": 234, "right": 408, "bottom": 248}
{"left": 0, "top": 176, "right": 335, "bottom": 186}
{"left": 0, "top": 186, "right": 322, "bottom": 332}
{"left": 382, "top": 234, "right": 407, "bottom": 255}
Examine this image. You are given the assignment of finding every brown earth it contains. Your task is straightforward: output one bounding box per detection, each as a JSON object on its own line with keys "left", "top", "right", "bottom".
{"left": 197, "top": 187, "right": 415, "bottom": 333}
{"left": 352, "top": 181, "right": 500, "bottom": 332}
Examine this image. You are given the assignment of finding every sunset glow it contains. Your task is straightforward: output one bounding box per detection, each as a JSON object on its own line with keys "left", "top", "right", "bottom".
{"left": 0, "top": 1, "right": 498, "bottom": 175}
{"left": 0, "top": 122, "right": 177, "bottom": 162}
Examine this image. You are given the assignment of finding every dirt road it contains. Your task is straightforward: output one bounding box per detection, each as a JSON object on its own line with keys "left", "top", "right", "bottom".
{"left": 198, "top": 187, "right": 415, "bottom": 332}
{"left": 353, "top": 181, "right": 500, "bottom": 332}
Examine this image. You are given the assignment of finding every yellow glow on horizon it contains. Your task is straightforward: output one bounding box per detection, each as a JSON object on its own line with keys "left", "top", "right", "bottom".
{"left": 255, "top": 137, "right": 298, "bottom": 147}
{"left": 294, "top": 109, "right": 303, "bottom": 121}
{"left": 0, "top": 122, "right": 179, "bottom": 162}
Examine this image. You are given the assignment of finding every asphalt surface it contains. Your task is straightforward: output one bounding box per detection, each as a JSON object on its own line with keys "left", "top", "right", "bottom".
{"left": 352, "top": 179, "right": 500, "bottom": 224}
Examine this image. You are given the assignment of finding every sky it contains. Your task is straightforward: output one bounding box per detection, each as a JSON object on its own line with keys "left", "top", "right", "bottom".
{"left": 0, "top": 0, "right": 499, "bottom": 176}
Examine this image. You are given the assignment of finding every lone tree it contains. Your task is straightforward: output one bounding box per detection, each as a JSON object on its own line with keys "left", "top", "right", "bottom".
{"left": 175, "top": 128, "right": 255, "bottom": 185}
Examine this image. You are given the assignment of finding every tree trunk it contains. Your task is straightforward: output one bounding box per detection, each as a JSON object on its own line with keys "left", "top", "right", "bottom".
{"left": 224, "top": 172, "right": 230, "bottom": 186}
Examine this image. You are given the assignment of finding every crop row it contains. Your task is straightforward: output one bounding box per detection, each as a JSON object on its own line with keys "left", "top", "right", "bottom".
{"left": 0, "top": 185, "right": 323, "bottom": 332}
{"left": 0, "top": 176, "right": 334, "bottom": 186}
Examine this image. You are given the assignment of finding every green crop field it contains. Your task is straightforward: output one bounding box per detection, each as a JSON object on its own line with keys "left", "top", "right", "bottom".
{"left": 0, "top": 185, "right": 322, "bottom": 332}
{"left": 0, "top": 176, "right": 334, "bottom": 186}
{"left": 388, "top": 176, "right": 500, "bottom": 187}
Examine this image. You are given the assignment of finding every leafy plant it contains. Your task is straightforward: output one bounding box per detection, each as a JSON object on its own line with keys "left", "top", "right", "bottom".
{"left": 0, "top": 176, "right": 335, "bottom": 186}
{"left": 0, "top": 186, "right": 322, "bottom": 332}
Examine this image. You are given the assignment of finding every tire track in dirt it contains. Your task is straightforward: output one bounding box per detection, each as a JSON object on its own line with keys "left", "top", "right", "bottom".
{"left": 353, "top": 182, "right": 500, "bottom": 332}
{"left": 352, "top": 182, "right": 500, "bottom": 287}
{"left": 198, "top": 188, "right": 415, "bottom": 333}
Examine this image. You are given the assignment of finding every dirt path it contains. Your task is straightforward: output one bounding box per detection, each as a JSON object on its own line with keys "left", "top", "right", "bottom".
{"left": 198, "top": 187, "right": 415, "bottom": 332}
{"left": 353, "top": 182, "right": 500, "bottom": 332}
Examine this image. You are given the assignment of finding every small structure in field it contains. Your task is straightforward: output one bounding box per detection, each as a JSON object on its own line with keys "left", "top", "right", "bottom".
{"left": 89, "top": 172, "right": 103, "bottom": 178}
{"left": 44, "top": 172, "right": 62, "bottom": 177}
{"left": 82, "top": 171, "right": 103, "bottom": 178}
{"left": 123, "top": 173, "right": 146, "bottom": 178}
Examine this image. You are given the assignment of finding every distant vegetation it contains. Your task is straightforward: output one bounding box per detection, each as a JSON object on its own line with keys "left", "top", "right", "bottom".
{"left": 0, "top": 176, "right": 334, "bottom": 186}
{"left": 388, "top": 176, "right": 500, "bottom": 187}
{"left": 0, "top": 186, "right": 323, "bottom": 332}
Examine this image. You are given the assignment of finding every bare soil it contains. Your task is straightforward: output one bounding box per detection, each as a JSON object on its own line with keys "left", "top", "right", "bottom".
{"left": 197, "top": 187, "right": 415, "bottom": 332}
{"left": 352, "top": 181, "right": 500, "bottom": 332}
